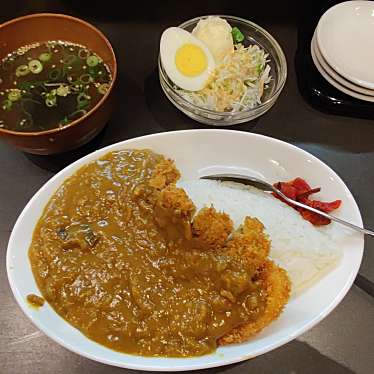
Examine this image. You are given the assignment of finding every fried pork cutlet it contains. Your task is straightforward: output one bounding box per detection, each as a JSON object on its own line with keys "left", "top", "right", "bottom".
{"left": 218, "top": 217, "right": 290, "bottom": 345}
{"left": 225, "top": 217, "right": 270, "bottom": 270}
{"left": 154, "top": 184, "right": 196, "bottom": 240}
{"left": 150, "top": 160, "right": 290, "bottom": 345}
{"left": 191, "top": 213, "right": 290, "bottom": 346}
{"left": 192, "top": 207, "right": 233, "bottom": 250}
{"left": 149, "top": 158, "right": 181, "bottom": 190}
{"left": 218, "top": 259, "right": 290, "bottom": 345}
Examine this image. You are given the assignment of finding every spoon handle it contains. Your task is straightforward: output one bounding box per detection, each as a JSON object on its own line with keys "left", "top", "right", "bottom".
{"left": 200, "top": 174, "right": 372, "bottom": 236}
{"left": 275, "top": 189, "right": 374, "bottom": 237}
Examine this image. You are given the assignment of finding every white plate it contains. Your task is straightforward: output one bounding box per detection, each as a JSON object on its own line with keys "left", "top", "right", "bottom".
{"left": 311, "top": 36, "right": 374, "bottom": 102}
{"left": 313, "top": 34, "right": 374, "bottom": 96}
{"left": 316, "top": 1, "right": 374, "bottom": 90}
{"left": 7, "top": 130, "right": 364, "bottom": 371}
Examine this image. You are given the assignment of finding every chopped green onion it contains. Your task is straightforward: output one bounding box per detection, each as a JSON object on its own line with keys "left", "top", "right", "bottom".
{"left": 49, "top": 69, "right": 61, "bottom": 81}
{"left": 2, "top": 99, "right": 12, "bottom": 111}
{"left": 56, "top": 85, "right": 70, "bottom": 97}
{"left": 86, "top": 55, "right": 99, "bottom": 67}
{"left": 79, "top": 74, "right": 93, "bottom": 84}
{"left": 232, "top": 27, "right": 245, "bottom": 44}
{"left": 45, "top": 97, "right": 56, "bottom": 107}
{"left": 15, "top": 64, "right": 30, "bottom": 77}
{"left": 39, "top": 52, "right": 52, "bottom": 62}
{"left": 78, "top": 49, "right": 90, "bottom": 59}
{"left": 78, "top": 100, "right": 89, "bottom": 110}
{"left": 88, "top": 66, "right": 101, "bottom": 79}
{"left": 62, "top": 55, "right": 77, "bottom": 65}
{"left": 28, "top": 59, "right": 43, "bottom": 74}
{"left": 45, "top": 91, "right": 57, "bottom": 107}
{"left": 68, "top": 109, "right": 87, "bottom": 120}
{"left": 59, "top": 116, "right": 70, "bottom": 127}
{"left": 77, "top": 92, "right": 90, "bottom": 103}
{"left": 76, "top": 92, "right": 91, "bottom": 110}
{"left": 98, "top": 83, "right": 110, "bottom": 94}
{"left": 8, "top": 89, "right": 22, "bottom": 102}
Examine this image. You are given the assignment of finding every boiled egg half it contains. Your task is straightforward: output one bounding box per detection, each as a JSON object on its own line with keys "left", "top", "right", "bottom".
{"left": 160, "top": 27, "right": 215, "bottom": 91}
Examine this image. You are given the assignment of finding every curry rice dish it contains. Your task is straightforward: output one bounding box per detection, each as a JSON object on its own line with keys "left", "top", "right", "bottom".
{"left": 28, "top": 149, "right": 290, "bottom": 357}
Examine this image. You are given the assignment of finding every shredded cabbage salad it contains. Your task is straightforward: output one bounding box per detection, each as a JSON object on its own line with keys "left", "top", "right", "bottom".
{"left": 177, "top": 44, "right": 271, "bottom": 112}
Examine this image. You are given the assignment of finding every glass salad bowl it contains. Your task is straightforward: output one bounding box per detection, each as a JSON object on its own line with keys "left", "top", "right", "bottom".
{"left": 158, "top": 15, "right": 287, "bottom": 126}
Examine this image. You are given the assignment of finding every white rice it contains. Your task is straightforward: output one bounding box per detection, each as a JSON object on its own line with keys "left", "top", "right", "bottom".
{"left": 178, "top": 179, "right": 344, "bottom": 295}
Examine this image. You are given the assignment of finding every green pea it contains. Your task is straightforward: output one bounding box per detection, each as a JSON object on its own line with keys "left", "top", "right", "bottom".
{"left": 8, "top": 90, "right": 22, "bottom": 102}
{"left": 39, "top": 52, "right": 52, "bottom": 62}
{"left": 15, "top": 64, "right": 30, "bottom": 77}
{"left": 28, "top": 59, "right": 43, "bottom": 74}
{"left": 86, "top": 55, "right": 99, "bottom": 67}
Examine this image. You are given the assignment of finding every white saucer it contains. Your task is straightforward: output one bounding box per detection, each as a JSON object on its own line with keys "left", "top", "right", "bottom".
{"left": 310, "top": 36, "right": 374, "bottom": 103}
{"left": 313, "top": 34, "right": 374, "bottom": 97}
{"left": 317, "top": 1, "right": 374, "bottom": 90}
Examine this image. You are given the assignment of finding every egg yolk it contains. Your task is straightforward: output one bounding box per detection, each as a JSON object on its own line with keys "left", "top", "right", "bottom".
{"left": 175, "top": 43, "right": 207, "bottom": 77}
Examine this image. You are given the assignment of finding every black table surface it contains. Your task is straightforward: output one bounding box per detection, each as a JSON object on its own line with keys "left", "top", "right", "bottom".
{"left": 1, "top": 1, "right": 373, "bottom": 373}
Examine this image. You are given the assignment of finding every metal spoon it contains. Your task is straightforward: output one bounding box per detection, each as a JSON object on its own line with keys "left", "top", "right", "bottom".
{"left": 201, "top": 173, "right": 374, "bottom": 237}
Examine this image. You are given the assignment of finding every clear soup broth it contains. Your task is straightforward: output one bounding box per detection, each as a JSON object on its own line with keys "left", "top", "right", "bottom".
{"left": 0, "top": 40, "right": 112, "bottom": 132}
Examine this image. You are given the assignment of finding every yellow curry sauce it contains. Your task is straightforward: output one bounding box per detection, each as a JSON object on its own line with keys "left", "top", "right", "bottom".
{"left": 29, "top": 149, "right": 269, "bottom": 357}
{"left": 26, "top": 293, "right": 45, "bottom": 308}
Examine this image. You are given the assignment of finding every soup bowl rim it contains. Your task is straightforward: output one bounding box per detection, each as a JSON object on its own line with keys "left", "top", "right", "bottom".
{"left": 0, "top": 12, "right": 117, "bottom": 137}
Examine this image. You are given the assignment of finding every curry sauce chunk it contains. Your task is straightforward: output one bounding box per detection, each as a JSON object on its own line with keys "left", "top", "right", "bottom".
{"left": 29, "top": 149, "right": 290, "bottom": 357}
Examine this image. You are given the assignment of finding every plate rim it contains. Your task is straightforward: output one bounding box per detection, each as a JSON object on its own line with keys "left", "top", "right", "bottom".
{"left": 6, "top": 129, "right": 364, "bottom": 371}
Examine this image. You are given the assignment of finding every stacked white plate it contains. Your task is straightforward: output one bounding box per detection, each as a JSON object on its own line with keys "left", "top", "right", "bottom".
{"left": 311, "top": 1, "right": 374, "bottom": 102}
